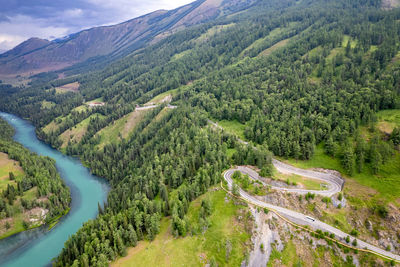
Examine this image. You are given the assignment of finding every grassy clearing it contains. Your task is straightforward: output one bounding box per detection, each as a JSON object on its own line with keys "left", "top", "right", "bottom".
{"left": 41, "top": 100, "right": 55, "bottom": 109}
{"left": 0, "top": 213, "right": 25, "bottom": 239}
{"left": 0, "top": 152, "right": 24, "bottom": 192}
{"left": 60, "top": 114, "right": 104, "bottom": 147}
{"left": 359, "top": 109, "right": 400, "bottom": 139}
{"left": 307, "top": 46, "right": 323, "bottom": 58}
{"left": 122, "top": 110, "right": 151, "bottom": 138}
{"left": 95, "top": 109, "right": 149, "bottom": 148}
{"left": 227, "top": 148, "right": 236, "bottom": 159}
{"left": 308, "top": 76, "right": 322, "bottom": 84}
{"left": 326, "top": 47, "right": 343, "bottom": 62}
{"left": 358, "top": 125, "right": 375, "bottom": 141}
{"left": 320, "top": 209, "right": 353, "bottom": 233}
{"left": 240, "top": 34, "right": 275, "bottom": 56}
{"left": 142, "top": 108, "right": 171, "bottom": 134}
{"left": 43, "top": 115, "right": 67, "bottom": 134}
{"left": 376, "top": 109, "right": 400, "bottom": 134}
{"left": 96, "top": 115, "right": 130, "bottom": 148}
{"left": 258, "top": 38, "right": 290, "bottom": 57}
{"left": 85, "top": 97, "right": 104, "bottom": 104}
{"left": 268, "top": 240, "right": 300, "bottom": 267}
{"left": 313, "top": 246, "right": 354, "bottom": 266}
{"left": 153, "top": 107, "right": 172, "bottom": 122}
{"left": 55, "top": 82, "right": 80, "bottom": 94}
{"left": 21, "top": 187, "right": 38, "bottom": 202}
{"left": 0, "top": 204, "right": 46, "bottom": 240}
{"left": 170, "top": 50, "right": 192, "bottom": 61}
{"left": 146, "top": 88, "right": 179, "bottom": 105}
{"left": 305, "top": 45, "right": 326, "bottom": 84}
{"left": 112, "top": 189, "right": 251, "bottom": 267}
{"left": 342, "top": 35, "right": 357, "bottom": 48}
{"left": 195, "top": 24, "right": 235, "bottom": 43}
{"left": 43, "top": 121, "right": 58, "bottom": 134}
{"left": 308, "top": 35, "right": 357, "bottom": 83}
{"left": 215, "top": 119, "right": 246, "bottom": 140}
{"left": 325, "top": 35, "right": 357, "bottom": 61}
{"left": 72, "top": 105, "right": 88, "bottom": 112}
{"left": 240, "top": 22, "right": 298, "bottom": 58}
{"left": 273, "top": 172, "right": 328, "bottom": 190}
{"left": 0, "top": 152, "right": 23, "bottom": 178}
{"left": 282, "top": 144, "right": 343, "bottom": 172}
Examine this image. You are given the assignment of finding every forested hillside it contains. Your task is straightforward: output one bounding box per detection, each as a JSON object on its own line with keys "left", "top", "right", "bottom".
{"left": 0, "top": 0, "right": 400, "bottom": 265}
{"left": 0, "top": 118, "right": 70, "bottom": 238}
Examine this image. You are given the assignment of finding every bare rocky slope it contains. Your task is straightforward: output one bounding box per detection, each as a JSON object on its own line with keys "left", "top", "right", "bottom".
{"left": 0, "top": 0, "right": 256, "bottom": 77}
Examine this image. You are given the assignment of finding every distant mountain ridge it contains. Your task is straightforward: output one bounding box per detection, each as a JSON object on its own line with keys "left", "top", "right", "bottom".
{"left": 0, "top": 38, "right": 51, "bottom": 62}
{"left": 0, "top": 0, "right": 256, "bottom": 77}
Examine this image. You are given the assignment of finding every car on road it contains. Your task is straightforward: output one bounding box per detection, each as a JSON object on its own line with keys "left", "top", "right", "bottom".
{"left": 306, "top": 216, "right": 315, "bottom": 222}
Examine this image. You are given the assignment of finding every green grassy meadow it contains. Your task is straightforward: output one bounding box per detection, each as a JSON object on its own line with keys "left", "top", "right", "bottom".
{"left": 112, "top": 189, "right": 251, "bottom": 267}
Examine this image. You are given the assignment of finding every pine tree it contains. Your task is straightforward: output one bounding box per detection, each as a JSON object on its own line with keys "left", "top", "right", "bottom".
{"left": 370, "top": 144, "right": 382, "bottom": 175}
{"left": 342, "top": 144, "right": 354, "bottom": 175}
{"left": 232, "top": 182, "right": 240, "bottom": 196}
{"left": 355, "top": 136, "right": 366, "bottom": 173}
{"left": 325, "top": 136, "right": 335, "bottom": 157}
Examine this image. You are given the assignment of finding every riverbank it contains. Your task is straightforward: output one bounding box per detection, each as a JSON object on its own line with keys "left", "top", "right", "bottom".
{"left": 0, "top": 112, "right": 109, "bottom": 267}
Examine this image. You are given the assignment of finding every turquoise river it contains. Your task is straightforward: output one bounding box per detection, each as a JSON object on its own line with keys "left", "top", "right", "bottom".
{"left": 0, "top": 112, "right": 109, "bottom": 267}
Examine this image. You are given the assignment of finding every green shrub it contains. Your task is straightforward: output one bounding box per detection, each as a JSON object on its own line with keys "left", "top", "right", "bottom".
{"left": 350, "top": 229, "right": 358, "bottom": 237}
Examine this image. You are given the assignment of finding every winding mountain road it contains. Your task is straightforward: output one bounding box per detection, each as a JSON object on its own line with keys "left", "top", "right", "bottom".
{"left": 208, "top": 119, "right": 400, "bottom": 262}
{"left": 224, "top": 167, "right": 400, "bottom": 262}
{"left": 235, "top": 162, "right": 342, "bottom": 197}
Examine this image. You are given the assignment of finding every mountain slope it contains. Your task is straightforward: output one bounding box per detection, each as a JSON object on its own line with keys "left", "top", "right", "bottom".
{"left": 1, "top": 0, "right": 400, "bottom": 266}
{"left": 0, "top": 38, "right": 51, "bottom": 62}
{"left": 0, "top": 0, "right": 256, "bottom": 77}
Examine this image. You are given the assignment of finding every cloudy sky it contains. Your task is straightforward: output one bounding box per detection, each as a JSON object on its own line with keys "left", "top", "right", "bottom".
{"left": 0, "top": 0, "right": 193, "bottom": 53}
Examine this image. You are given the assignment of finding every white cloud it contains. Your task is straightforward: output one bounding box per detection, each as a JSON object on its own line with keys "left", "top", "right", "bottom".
{"left": 0, "top": 0, "right": 194, "bottom": 53}
{"left": 0, "top": 34, "right": 26, "bottom": 51}
{"left": 85, "top": 0, "right": 193, "bottom": 22}
{"left": 63, "top": 8, "right": 84, "bottom": 18}
{"left": 0, "top": 15, "right": 69, "bottom": 51}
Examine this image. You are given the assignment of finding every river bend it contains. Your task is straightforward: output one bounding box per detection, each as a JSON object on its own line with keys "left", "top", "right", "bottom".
{"left": 0, "top": 112, "right": 109, "bottom": 267}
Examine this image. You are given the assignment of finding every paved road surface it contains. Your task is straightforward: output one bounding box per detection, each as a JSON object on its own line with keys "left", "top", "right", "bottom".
{"left": 236, "top": 164, "right": 341, "bottom": 197}
{"left": 136, "top": 104, "right": 177, "bottom": 111}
